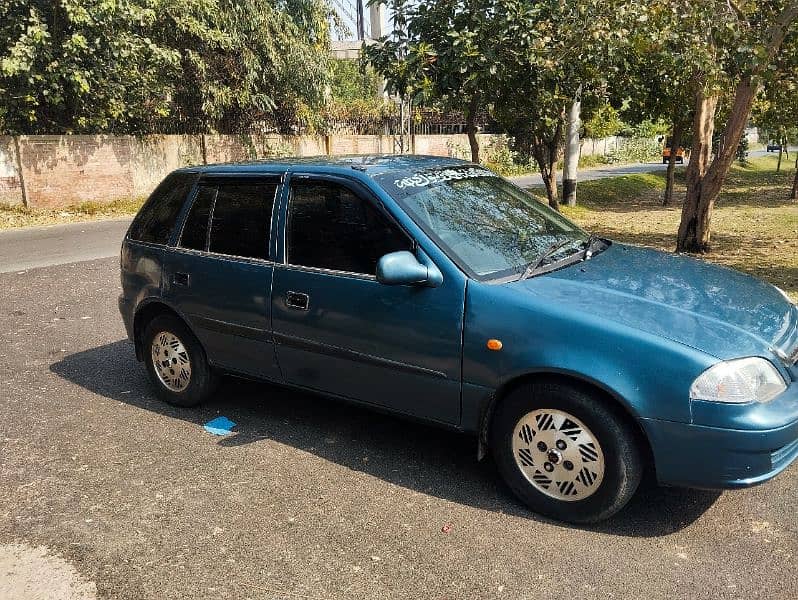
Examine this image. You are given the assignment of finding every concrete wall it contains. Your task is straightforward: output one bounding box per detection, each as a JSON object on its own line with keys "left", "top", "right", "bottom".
{"left": 0, "top": 132, "right": 620, "bottom": 208}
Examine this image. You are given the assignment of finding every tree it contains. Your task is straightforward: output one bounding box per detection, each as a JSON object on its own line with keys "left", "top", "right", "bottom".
{"left": 619, "top": 4, "right": 695, "bottom": 207}
{"left": 0, "top": 0, "right": 333, "bottom": 134}
{"left": 0, "top": 0, "right": 179, "bottom": 133}
{"left": 752, "top": 34, "right": 798, "bottom": 198}
{"left": 364, "top": 0, "right": 498, "bottom": 163}
{"left": 490, "top": 0, "right": 634, "bottom": 209}
{"left": 675, "top": 0, "right": 798, "bottom": 252}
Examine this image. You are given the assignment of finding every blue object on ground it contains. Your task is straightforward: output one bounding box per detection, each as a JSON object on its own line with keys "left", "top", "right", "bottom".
{"left": 204, "top": 416, "right": 236, "bottom": 436}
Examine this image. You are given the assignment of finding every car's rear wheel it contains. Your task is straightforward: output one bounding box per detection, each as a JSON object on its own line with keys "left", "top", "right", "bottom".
{"left": 491, "top": 380, "right": 643, "bottom": 523}
{"left": 143, "top": 314, "right": 217, "bottom": 407}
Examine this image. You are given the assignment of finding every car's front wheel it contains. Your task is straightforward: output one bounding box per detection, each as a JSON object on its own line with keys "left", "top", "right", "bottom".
{"left": 143, "top": 314, "right": 217, "bottom": 407}
{"left": 491, "top": 380, "right": 643, "bottom": 523}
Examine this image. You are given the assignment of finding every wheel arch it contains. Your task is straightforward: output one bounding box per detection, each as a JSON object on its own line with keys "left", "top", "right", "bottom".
{"left": 132, "top": 300, "right": 193, "bottom": 361}
{"left": 478, "top": 370, "right": 655, "bottom": 474}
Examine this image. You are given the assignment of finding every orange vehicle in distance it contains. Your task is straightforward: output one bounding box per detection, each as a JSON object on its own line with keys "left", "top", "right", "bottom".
{"left": 662, "top": 136, "right": 685, "bottom": 164}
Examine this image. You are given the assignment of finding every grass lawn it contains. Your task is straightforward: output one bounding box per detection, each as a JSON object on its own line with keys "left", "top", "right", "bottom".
{"left": 0, "top": 197, "right": 145, "bottom": 230}
{"left": 530, "top": 155, "right": 797, "bottom": 301}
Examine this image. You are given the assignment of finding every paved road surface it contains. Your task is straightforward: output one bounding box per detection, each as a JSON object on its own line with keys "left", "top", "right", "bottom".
{"left": 510, "top": 159, "right": 674, "bottom": 187}
{"left": 1, "top": 149, "right": 797, "bottom": 598}
{"left": 2, "top": 256, "right": 796, "bottom": 600}
{"left": 0, "top": 219, "right": 131, "bottom": 274}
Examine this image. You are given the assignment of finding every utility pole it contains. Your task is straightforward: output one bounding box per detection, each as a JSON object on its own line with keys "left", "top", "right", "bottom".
{"left": 356, "top": 0, "right": 365, "bottom": 40}
{"left": 563, "top": 86, "right": 582, "bottom": 206}
{"left": 369, "top": 2, "right": 387, "bottom": 97}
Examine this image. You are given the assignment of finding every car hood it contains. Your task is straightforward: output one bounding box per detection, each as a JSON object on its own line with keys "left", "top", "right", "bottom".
{"left": 505, "top": 243, "right": 798, "bottom": 361}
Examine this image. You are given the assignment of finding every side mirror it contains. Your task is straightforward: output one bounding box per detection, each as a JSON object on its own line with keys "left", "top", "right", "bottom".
{"left": 376, "top": 250, "right": 443, "bottom": 287}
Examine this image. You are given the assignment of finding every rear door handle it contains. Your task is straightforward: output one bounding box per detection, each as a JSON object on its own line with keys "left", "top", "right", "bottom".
{"left": 285, "top": 291, "right": 309, "bottom": 310}
{"left": 173, "top": 272, "right": 190, "bottom": 287}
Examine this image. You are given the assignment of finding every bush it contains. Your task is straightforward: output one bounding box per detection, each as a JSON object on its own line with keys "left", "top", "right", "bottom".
{"left": 603, "top": 138, "right": 662, "bottom": 164}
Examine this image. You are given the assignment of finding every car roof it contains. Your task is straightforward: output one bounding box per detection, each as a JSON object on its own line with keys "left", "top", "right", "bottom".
{"left": 175, "top": 154, "right": 471, "bottom": 178}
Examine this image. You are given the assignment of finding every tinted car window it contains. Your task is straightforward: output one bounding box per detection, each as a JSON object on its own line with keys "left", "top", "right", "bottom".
{"left": 287, "top": 181, "right": 411, "bottom": 274}
{"left": 206, "top": 180, "right": 277, "bottom": 259}
{"left": 128, "top": 172, "right": 196, "bottom": 245}
{"left": 179, "top": 187, "right": 216, "bottom": 251}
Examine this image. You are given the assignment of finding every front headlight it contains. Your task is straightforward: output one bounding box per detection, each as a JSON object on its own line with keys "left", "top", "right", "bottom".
{"left": 689, "top": 357, "right": 787, "bottom": 403}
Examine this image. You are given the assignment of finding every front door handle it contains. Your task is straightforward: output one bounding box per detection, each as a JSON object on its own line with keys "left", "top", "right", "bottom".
{"left": 173, "top": 272, "right": 190, "bottom": 287}
{"left": 285, "top": 291, "right": 309, "bottom": 310}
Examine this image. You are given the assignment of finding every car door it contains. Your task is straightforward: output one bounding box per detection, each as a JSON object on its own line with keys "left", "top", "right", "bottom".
{"left": 164, "top": 174, "right": 283, "bottom": 381}
{"left": 271, "top": 173, "right": 465, "bottom": 425}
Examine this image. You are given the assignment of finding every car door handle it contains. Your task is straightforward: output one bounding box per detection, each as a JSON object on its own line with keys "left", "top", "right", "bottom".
{"left": 285, "top": 291, "right": 309, "bottom": 310}
{"left": 173, "top": 272, "right": 190, "bottom": 287}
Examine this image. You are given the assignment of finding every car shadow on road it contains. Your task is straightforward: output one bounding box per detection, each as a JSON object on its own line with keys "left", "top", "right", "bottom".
{"left": 51, "top": 340, "right": 722, "bottom": 538}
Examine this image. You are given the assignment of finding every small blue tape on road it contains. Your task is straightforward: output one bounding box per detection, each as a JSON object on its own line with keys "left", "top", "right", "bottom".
{"left": 204, "top": 416, "right": 236, "bottom": 436}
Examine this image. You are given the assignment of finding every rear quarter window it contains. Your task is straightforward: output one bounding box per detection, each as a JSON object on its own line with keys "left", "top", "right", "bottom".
{"left": 128, "top": 172, "right": 197, "bottom": 245}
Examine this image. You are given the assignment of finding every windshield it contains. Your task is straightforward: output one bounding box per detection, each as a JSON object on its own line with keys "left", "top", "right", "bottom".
{"left": 376, "top": 165, "right": 588, "bottom": 281}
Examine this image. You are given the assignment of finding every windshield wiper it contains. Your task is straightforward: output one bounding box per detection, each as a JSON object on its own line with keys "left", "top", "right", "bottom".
{"left": 581, "top": 234, "right": 604, "bottom": 260}
{"left": 520, "top": 239, "right": 573, "bottom": 280}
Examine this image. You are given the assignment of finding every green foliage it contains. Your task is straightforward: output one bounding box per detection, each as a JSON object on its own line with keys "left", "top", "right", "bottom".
{"left": 619, "top": 119, "right": 670, "bottom": 139}
{"left": 604, "top": 138, "right": 663, "bottom": 164}
{"left": 736, "top": 135, "right": 750, "bottom": 165}
{"left": 583, "top": 105, "right": 624, "bottom": 139}
{"left": 0, "top": 0, "right": 333, "bottom": 134}
{"left": 482, "top": 137, "right": 533, "bottom": 176}
{"left": 329, "top": 59, "right": 381, "bottom": 103}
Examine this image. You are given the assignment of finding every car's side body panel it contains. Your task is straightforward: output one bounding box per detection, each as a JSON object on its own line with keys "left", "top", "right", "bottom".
{"left": 162, "top": 248, "right": 281, "bottom": 380}
{"left": 269, "top": 171, "right": 467, "bottom": 425}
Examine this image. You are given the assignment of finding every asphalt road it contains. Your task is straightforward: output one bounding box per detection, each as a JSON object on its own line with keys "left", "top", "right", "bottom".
{"left": 2, "top": 152, "right": 797, "bottom": 598}
{"left": 0, "top": 219, "right": 131, "bottom": 274}
{"left": 1, "top": 262, "right": 797, "bottom": 598}
{"left": 510, "top": 159, "right": 675, "bottom": 187}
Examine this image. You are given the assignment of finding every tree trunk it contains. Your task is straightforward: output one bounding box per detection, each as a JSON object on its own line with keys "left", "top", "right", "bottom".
{"left": 676, "top": 92, "right": 718, "bottom": 252}
{"left": 777, "top": 142, "right": 784, "bottom": 172}
{"left": 563, "top": 91, "right": 582, "bottom": 206}
{"left": 663, "top": 121, "right": 684, "bottom": 207}
{"left": 465, "top": 92, "right": 481, "bottom": 163}
{"left": 531, "top": 124, "right": 563, "bottom": 211}
{"left": 676, "top": 2, "right": 798, "bottom": 252}
{"left": 532, "top": 141, "right": 559, "bottom": 210}
{"left": 677, "top": 78, "right": 761, "bottom": 251}
{"left": 791, "top": 153, "right": 798, "bottom": 200}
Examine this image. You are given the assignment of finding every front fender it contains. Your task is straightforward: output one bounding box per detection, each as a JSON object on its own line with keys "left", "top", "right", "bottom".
{"left": 461, "top": 280, "right": 716, "bottom": 432}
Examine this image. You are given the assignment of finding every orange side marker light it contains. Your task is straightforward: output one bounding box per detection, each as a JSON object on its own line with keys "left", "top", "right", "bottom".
{"left": 487, "top": 339, "right": 503, "bottom": 351}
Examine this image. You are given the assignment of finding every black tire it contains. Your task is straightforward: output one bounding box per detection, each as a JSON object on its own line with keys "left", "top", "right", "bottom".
{"left": 490, "top": 380, "right": 643, "bottom": 523}
{"left": 662, "top": 158, "right": 668, "bottom": 164}
{"left": 142, "top": 314, "right": 217, "bottom": 407}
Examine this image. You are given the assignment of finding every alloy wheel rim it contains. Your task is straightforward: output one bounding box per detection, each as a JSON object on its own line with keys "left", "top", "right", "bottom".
{"left": 512, "top": 409, "right": 605, "bottom": 502}
{"left": 151, "top": 331, "right": 191, "bottom": 392}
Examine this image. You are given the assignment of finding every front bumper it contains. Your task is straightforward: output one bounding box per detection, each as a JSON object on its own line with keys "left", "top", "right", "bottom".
{"left": 640, "top": 415, "right": 798, "bottom": 489}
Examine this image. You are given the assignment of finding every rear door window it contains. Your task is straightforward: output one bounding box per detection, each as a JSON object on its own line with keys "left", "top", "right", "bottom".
{"left": 179, "top": 187, "right": 215, "bottom": 251}
{"left": 179, "top": 177, "right": 278, "bottom": 260}
{"left": 128, "top": 172, "right": 196, "bottom": 245}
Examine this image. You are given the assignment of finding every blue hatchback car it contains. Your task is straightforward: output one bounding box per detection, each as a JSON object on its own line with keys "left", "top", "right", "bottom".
{"left": 119, "top": 155, "right": 798, "bottom": 523}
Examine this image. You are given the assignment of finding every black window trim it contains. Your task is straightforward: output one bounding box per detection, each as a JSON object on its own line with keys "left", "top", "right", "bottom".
{"left": 174, "top": 172, "right": 284, "bottom": 265}
{"left": 281, "top": 173, "right": 416, "bottom": 280}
